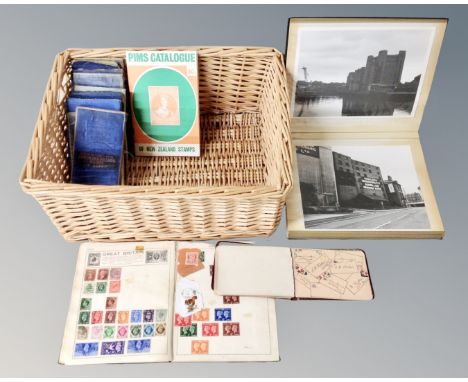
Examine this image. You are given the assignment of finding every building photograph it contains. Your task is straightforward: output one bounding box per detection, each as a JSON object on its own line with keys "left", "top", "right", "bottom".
{"left": 292, "top": 24, "right": 435, "bottom": 117}
{"left": 296, "top": 144, "right": 431, "bottom": 229}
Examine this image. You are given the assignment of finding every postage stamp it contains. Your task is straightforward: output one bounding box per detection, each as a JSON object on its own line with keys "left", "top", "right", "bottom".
{"left": 127, "top": 339, "right": 151, "bottom": 353}
{"left": 91, "top": 310, "right": 103, "bottom": 324}
{"left": 131, "top": 310, "right": 142, "bottom": 323}
{"left": 191, "top": 340, "right": 209, "bottom": 355}
{"left": 223, "top": 296, "right": 240, "bottom": 304}
{"left": 96, "top": 282, "right": 107, "bottom": 294}
{"left": 84, "top": 269, "right": 96, "bottom": 281}
{"left": 109, "top": 280, "right": 121, "bottom": 293}
{"left": 91, "top": 325, "right": 103, "bottom": 339}
{"left": 103, "top": 326, "right": 115, "bottom": 339}
{"left": 76, "top": 325, "right": 88, "bottom": 340}
{"left": 130, "top": 325, "right": 142, "bottom": 338}
{"left": 143, "top": 309, "right": 154, "bottom": 322}
{"left": 78, "top": 311, "right": 90, "bottom": 325}
{"left": 185, "top": 250, "right": 200, "bottom": 266}
{"left": 155, "top": 323, "right": 166, "bottom": 336}
{"left": 202, "top": 323, "right": 219, "bottom": 336}
{"left": 143, "top": 324, "right": 154, "bottom": 337}
{"left": 174, "top": 314, "right": 192, "bottom": 327}
{"left": 117, "top": 325, "right": 128, "bottom": 339}
{"left": 87, "top": 252, "right": 101, "bottom": 266}
{"left": 192, "top": 308, "right": 209, "bottom": 321}
{"left": 155, "top": 309, "right": 167, "bottom": 322}
{"left": 74, "top": 342, "right": 99, "bottom": 357}
{"left": 106, "top": 297, "right": 117, "bottom": 310}
{"left": 110, "top": 267, "right": 122, "bottom": 280}
{"left": 83, "top": 282, "right": 95, "bottom": 294}
{"left": 222, "top": 322, "right": 240, "bottom": 336}
{"left": 105, "top": 311, "right": 116, "bottom": 324}
{"left": 97, "top": 268, "right": 109, "bottom": 281}
{"left": 101, "top": 341, "right": 125, "bottom": 355}
{"left": 180, "top": 323, "right": 198, "bottom": 337}
{"left": 145, "top": 249, "right": 168, "bottom": 264}
{"left": 199, "top": 251, "right": 205, "bottom": 262}
{"left": 80, "top": 298, "right": 92, "bottom": 311}
{"left": 214, "top": 308, "right": 232, "bottom": 321}
{"left": 118, "top": 310, "right": 129, "bottom": 324}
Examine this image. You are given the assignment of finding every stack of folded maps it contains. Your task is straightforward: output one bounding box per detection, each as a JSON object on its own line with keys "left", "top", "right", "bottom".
{"left": 66, "top": 59, "right": 127, "bottom": 185}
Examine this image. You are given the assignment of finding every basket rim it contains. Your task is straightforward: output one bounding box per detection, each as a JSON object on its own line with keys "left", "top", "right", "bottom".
{"left": 62, "top": 46, "right": 284, "bottom": 58}
{"left": 20, "top": 178, "right": 291, "bottom": 199}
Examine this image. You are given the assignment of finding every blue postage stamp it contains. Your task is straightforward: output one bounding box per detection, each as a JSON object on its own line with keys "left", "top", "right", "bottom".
{"left": 214, "top": 308, "right": 232, "bottom": 321}
{"left": 74, "top": 342, "right": 99, "bottom": 357}
{"left": 101, "top": 341, "right": 125, "bottom": 355}
{"left": 131, "top": 310, "right": 142, "bottom": 323}
{"left": 143, "top": 324, "right": 154, "bottom": 337}
{"left": 127, "top": 339, "right": 151, "bottom": 354}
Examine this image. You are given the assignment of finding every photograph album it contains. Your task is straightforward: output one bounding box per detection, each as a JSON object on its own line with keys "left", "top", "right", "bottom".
{"left": 285, "top": 17, "right": 446, "bottom": 239}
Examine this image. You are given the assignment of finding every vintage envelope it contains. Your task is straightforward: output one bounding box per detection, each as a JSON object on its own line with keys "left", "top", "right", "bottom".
{"left": 174, "top": 277, "right": 204, "bottom": 317}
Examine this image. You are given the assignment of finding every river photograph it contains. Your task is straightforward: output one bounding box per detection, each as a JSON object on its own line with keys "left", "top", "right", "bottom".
{"left": 291, "top": 22, "right": 436, "bottom": 117}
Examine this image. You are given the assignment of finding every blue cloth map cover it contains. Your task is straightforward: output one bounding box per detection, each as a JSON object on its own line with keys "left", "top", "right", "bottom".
{"left": 72, "top": 107, "right": 125, "bottom": 185}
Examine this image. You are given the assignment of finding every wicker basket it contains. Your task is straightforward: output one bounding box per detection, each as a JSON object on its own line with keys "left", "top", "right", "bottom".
{"left": 20, "top": 47, "right": 292, "bottom": 242}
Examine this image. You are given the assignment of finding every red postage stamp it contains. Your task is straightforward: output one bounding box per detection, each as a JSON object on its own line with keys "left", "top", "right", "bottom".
{"left": 84, "top": 269, "right": 96, "bottom": 281}
{"left": 109, "top": 280, "right": 121, "bottom": 293}
{"left": 97, "top": 268, "right": 109, "bottom": 281}
{"left": 91, "top": 311, "right": 103, "bottom": 324}
{"left": 202, "top": 323, "right": 219, "bottom": 336}
{"left": 106, "top": 297, "right": 117, "bottom": 310}
{"left": 174, "top": 313, "right": 192, "bottom": 327}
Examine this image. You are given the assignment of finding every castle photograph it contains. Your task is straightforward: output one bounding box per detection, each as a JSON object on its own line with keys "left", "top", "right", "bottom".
{"left": 293, "top": 25, "right": 435, "bottom": 117}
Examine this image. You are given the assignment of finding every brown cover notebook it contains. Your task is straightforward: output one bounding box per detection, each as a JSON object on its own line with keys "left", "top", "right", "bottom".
{"left": 214, "top": 244, "right": 374, "bottom": 301}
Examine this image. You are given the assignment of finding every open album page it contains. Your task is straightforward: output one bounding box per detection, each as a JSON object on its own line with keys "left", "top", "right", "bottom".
{"left": 172, "top": 242, "right": 279, "bottom": 362}
{"left": 292, "top": 248, "right": 374, "bottom": 300}
{"left": 214, "top": 245, "right": 295, "bottom": 298}
{"left": 59, "top": 242, "right": 175, "bottom": 365}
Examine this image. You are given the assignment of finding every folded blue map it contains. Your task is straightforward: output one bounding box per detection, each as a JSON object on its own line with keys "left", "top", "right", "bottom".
{"left": 72, "top": 59, "right": 122, "bottom": 71}
{"left": 70, "top": 91, "right": 124, "bottom": 100}
{"left": 73, "top": 72, "right": 124, "bottom": 88}
{"left": 72, "top": 107, "right": 126, "bottom": 185}
{"left": 66, "top": 97, "right": 122, "bottom": 113}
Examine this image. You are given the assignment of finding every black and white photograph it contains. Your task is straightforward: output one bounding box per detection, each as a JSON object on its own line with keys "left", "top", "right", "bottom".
{"left": 296, "top": 144, "right": 431, "bottom": 230}
{"left": 291, "top": 22, "right": 436, "bottom": 117}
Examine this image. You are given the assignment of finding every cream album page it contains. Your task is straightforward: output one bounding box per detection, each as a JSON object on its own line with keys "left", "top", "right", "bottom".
{"left": 173, "top": 242, "right": 279, "bottom": 362}
{"left": 59, "top": 242, "right": 175, "bottom": 365}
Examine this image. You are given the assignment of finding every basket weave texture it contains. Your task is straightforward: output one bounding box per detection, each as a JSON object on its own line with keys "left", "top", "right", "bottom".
{"left": 20, "top": 47, "right": 292, "bottom": 242}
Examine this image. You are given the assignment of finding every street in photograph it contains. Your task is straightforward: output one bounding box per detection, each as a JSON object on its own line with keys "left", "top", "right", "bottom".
{"left": 296, "top": 145, "right": 430, "bottom": 229}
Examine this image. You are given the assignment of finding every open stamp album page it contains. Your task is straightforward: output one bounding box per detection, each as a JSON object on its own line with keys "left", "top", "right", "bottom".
{"left": 59, "top": 242, "right": 279, "bottom": 364}
{"left": 59, "top": 242, "right": 175, "bottom": 365}
{"left": 172, "top": 242, "right": 279, "bottom": 362}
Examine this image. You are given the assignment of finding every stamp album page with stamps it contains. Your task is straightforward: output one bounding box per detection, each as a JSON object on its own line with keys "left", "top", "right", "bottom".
{"left": 172, "top": 242, "right": 279, "bottom": 362}
{"left": 59, "top": 242, "right": 279, "bottom": 364}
